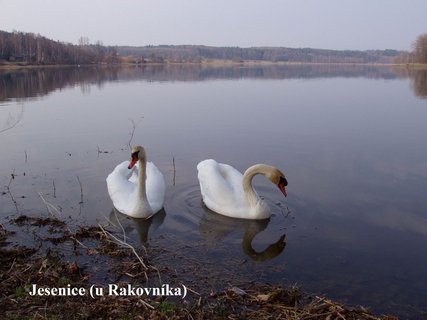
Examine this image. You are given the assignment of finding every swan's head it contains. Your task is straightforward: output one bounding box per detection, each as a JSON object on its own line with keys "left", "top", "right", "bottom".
{"left": 267, "top": 167, "right": 288, "bottom": 197}
{"left": 128, "top": 146, "right": 146, "bottom": 169}
{"left": 245, "top": 164, "right": 289, "bottom": 197}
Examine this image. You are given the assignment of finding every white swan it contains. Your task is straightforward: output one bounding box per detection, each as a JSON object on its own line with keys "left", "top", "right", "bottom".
{"left": 106, "top": 146, "right": 165, "bottom": 218}
{"left": 197, "top": 159, "right": 288, "bottom": 220}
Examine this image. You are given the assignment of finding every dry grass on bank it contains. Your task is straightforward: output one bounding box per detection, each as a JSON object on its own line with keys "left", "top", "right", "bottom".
{"left": 0, "top": 217, "right": 397, "bottom": 320}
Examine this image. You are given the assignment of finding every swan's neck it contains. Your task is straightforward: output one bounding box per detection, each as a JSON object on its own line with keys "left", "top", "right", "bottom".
{"left": 136, "top": 159, "right": 153, "bottom": 214}
{"left": 242, "top": 164, "right": 267, "bottom": 207}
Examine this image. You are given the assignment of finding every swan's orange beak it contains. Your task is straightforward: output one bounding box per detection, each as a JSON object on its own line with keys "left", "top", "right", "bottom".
{"left": 128, "top": 154, "right": 138, "bottom": 169}
{"left": 278, "top": 176, "right": 288, "bottom": 197}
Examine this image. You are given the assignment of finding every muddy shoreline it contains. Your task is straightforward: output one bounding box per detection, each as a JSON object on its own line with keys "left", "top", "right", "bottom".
{"left": 0, "top": 214, "right": 398, "bottom": 319}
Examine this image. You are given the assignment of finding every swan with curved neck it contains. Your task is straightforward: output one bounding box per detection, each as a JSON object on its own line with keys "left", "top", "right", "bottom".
{"left": 197, "top": 159, "right": 288, "bottom": 219}
{"left": 106, "top": 146, "right": 165, "bottom": 219}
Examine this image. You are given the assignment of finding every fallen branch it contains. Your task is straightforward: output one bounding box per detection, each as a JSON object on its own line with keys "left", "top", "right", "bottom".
{"left": 138, "top": 298, "right": 155, "bottom": 310}
{"left": 98, "top": 223, "right": 147, "bottom": 269}
{"left": 111, "top": 210, "right": 127, "bottom": 243}
{"left": 38, "top": 192, "right": 61, "bottom": 217}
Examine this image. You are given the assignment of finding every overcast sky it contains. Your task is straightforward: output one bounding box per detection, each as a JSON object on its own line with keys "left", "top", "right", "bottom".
{"left": 1, "top": 0, "right": 426, "bottom": 50}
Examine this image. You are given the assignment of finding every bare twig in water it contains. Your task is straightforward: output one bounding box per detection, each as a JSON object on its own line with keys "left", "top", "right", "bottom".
{"left": 8, "top": 169, "right": 16, "bottom": 187}
{"left": 0, "top": 105, "right": 24, "bottom": 134}
{"left": 5, "top": 169, "right": 19, "bottom": 214}
{"left": 98, "top": 224, "right": 147, "bottom": 269}
{"left": 128, "top": 119, "right": 137, "bottom": 149}
{"left": 52, "top": 180, "right": 56, "bottom": 198}
{"left": 97, "top": 145, "right": 109, "bottom": 158}
{"left": 127, "top": 117, "right": 143, "bottom": 149}
{"left": 69, "top": 236, "right": 89, "bottom": 249}
{"left": 38, "top": 192, "right": 61, "bottom": 217}
{"left": 172, "top": 156, "right": 176, "bottom": 186}
{"left": 76, "top": 176, "right": 83, "bottom": 204}
{"left": 24, "top": 150, "right": 28, "bottom": 163}
{"left": 108, "top": 210, "right": 127, "bottom": 243}
{"left": 280, "top": 204, "right": 292, "bottom": 218}
{"left": 98, "top": 223, "right": 162, "bottom": 283}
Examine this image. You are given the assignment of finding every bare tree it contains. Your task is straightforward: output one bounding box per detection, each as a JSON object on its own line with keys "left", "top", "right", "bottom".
{"left": 78, "top": 36, "right": 90, "bottom": 46}
{"left": 413, "top": 33, "right": 427, "bottom": 64}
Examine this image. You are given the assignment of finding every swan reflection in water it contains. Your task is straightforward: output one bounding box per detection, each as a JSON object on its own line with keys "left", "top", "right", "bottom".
{"left": 199, "top": 206, "right": 286, "bottom": 262}
{"left": 108, "top": 207, "right": 166, "bottom": 245}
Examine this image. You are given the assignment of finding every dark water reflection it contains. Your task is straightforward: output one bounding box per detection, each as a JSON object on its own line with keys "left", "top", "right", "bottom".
{"left": 393, "top": 66, "right": 427, "bottom": 99}
{"left": 108, "top": 208, "right": 166, "bottom": 244}
{"left": 1, "top": 64, "right": 423, "bottom": 103}
{"left": 410, "top": 69, "right": 427, "bottom": 99}
{"left": 199, "top": 208, "right": 287, "bottom": 262}
{"left": 1, "top": 65, "right": 427, "bottom": 319}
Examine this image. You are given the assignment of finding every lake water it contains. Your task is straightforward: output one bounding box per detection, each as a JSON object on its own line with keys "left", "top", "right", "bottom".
{"left": 1, "top": 65, "right": 427, "bottom": 318}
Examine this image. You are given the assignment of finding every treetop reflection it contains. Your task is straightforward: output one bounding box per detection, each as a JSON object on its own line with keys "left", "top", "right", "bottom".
{"left": 1, "top": 64, "right": 424, "bottom": 103}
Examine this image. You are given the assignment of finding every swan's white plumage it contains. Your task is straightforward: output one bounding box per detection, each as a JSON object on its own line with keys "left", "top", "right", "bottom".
{"left": 107, "top": 158, "right": 165, "bottom": 219}
{"left": 197, "top": 159, "right": 273, "bottom": 220}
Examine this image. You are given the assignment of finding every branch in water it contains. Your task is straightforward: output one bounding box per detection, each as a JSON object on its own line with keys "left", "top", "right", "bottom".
{"left": 127, "top": 117, "right": 144, "bottom": 149}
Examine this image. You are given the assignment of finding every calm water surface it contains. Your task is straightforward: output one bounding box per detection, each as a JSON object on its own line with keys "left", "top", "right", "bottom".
{"left": 1, "top": 65, "right": 427, "bottom": 318}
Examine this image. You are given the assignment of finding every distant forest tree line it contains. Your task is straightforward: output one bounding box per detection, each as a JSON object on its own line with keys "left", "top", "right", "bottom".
{"left": 1, "top": 30, "right": 427, "bottom": 66}
{"left": 0, "top": 31, "right": 119, "bottom": 65}
{"left": 118, "top": 45, "right": 400, "bottom": 64}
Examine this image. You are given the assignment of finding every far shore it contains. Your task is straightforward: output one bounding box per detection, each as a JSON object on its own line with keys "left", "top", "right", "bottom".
{"left": 1, "top": 60, "right": 426, "bottom": 71}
